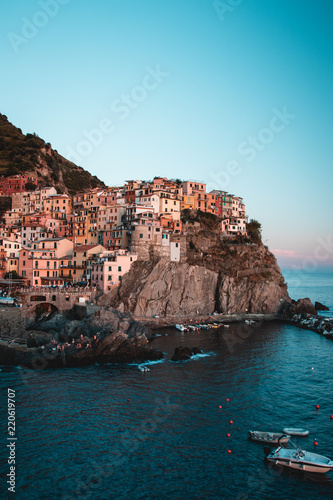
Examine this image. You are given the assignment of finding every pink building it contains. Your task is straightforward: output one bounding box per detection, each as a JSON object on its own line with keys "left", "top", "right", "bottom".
{"left": 90, "top": 250, "right": 137, "bottom": 292}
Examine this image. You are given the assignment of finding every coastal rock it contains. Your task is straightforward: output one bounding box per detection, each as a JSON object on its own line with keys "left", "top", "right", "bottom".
{"left": 315, "top": 301, "right": 329, "bottom": 311}
{"left": 0, "top": 306, "right": 163, "bottom": 367}
{"left": 291, "top": 298, "right": 317, "bottom": 316}
{"left": 105, "top": 243, "right": 290, "bottom": 318}
{"left": 106, "top": 259, "right": 219, "bottom": 317}
{"left": 171, "top": 346, "right": 202, "bottom": 361}
{"left": 27, "top": 331, "right": 54, "bottom": 348}
{"left": 216, "top": 275, "right": 288, "bottom": 314}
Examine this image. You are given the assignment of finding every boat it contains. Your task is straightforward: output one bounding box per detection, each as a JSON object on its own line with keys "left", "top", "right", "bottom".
{"left": 283, "top": 428, "right": 309, "bottom": 436}
{"left": 264, "top": 435, "right": 333, "bottom": 473}
{"left": 175, "top": 324, "right": 187, "bottom": 331}
{"left": 138, "top": 365, "right": 150, "bottom": 372}
{"left": 248, "top": 430, "right": 290, "bottom": 444}
{"left": 0, "top": 296, "right": 15, "bottom": 306}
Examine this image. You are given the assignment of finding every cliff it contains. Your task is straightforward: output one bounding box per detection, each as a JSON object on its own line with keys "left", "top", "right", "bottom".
{"left": 0, "top": 113, "right": 105, "bottom": 195}
{"left": 100, "top": 218, "right": 291, "bottom": 319}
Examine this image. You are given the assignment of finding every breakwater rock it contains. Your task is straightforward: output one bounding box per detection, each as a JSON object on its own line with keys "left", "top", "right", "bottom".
{"left": 0, "top": 305, "right": 163, "bottom": 367}
{"left": 171, "top": 346, "right": 202, "bottom": 361}
{"left": 284, "top": 313, "right": 333, "bottom": 340}
{"left": 315, "top": 301, "right": 329, "bottom": 311}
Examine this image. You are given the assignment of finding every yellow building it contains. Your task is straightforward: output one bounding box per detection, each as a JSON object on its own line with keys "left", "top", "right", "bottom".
{"left": 181, "top": 194, "right": 195, "bottom": 210}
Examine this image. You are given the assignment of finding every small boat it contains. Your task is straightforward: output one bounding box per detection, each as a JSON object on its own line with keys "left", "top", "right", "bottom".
{"left": 245, "top": 319, "right": 256, "bottom": 325}
{"left": 138, "top": 365, "right": 150, "bottom": 372}
{"left": 283, "top": 428, "right": 309, "bottom": 436}
{"left": 248, "top": 430, "right": 290, "bottom": 444}
{"left": 264, "top": 435, "right": 333, "bottom": 473}
{"left": 175, "top": 324, "right": 187, "bottom": 331}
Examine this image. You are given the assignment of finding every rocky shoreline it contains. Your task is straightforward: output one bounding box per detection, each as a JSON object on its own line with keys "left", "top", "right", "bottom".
{"left": 0, "top": 295, "right": 331, "bottom": 369}
{"left": 283, "top": 313, "right": 333, "bottom": 339}
{"left": 0, "top": 304, "right": 163, "bottom": 368}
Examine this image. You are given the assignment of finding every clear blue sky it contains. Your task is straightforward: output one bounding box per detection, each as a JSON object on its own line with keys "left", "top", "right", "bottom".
{"left": 1, "top": 0, "right": 332, "bottom": 269}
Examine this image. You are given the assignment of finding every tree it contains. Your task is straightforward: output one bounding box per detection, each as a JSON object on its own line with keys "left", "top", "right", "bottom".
{"left": 4, "top": 271, "right": 22, "bottom": 280}
{"left": 246, "top": 219, "right": 262, "bottom": 243}
{"left": 25, "top": 181, "right": 37, "bottom": 191}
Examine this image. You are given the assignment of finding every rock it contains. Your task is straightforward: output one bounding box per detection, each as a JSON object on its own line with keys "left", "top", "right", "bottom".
{"left": 171, "top": 346, "right": 202, "bottom": 361}
{"left": 106, "top": 241, "right": 291, "bottom": 318}
{"left": 292, "top": 298, "right": 317, "bottom": 316}
{"left": 0, "top": 305, "right": 163, "bottom": 367}
{"left": 315, "top": 301, "right": 329, "bottom": 311}
{"left": 27, "top": 331, "right": 54, "bottom": 348}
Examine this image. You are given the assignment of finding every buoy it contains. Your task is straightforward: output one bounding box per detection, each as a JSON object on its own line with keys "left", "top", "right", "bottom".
{"left": 311, "top": 367, "right": 314, "bottom": 370}
{"left": 127, "top": 398, "right": 129, "bottom": 402}
{"left": 227, "top": 449, "right": 232, "bottom": 454}
{"left": 227, "top": 433, "right": 231, "bottom": 437}
{"left": 314, "top": 440, "right": 318, "bottom": 446}
{"left": 226, "top": 398, "right": 229, "bottom": 402}
{"left": 229, "top": 420, "right": 233, "bottom": 425}
{"left": 316, "top": 405, "right": 320, "bottom": 410}
{"left": 148, "top": 386, "right": 150, "bottom": 389}
{"left": 330, "top": 415, "right": 333, "bottom": 419}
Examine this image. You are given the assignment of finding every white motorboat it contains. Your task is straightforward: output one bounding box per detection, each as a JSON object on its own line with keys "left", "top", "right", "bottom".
{"left": 138, "top": 364, "right": 150, "bottom": 372}
{"left": 264, "top": 436, "right": 333, "bottom": 473}
{"left": 248, "top": 430, "right": 290, "bottom": 444}
{"left": 283, "top": 428, "right": 309, "bottom": 436}
{"left": 175, "top": 324, "right": 188, "bottom": 331}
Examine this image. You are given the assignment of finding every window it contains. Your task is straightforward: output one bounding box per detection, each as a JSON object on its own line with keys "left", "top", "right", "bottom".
{"left": 139, "top": 234, "right": 143, "bottom": 239}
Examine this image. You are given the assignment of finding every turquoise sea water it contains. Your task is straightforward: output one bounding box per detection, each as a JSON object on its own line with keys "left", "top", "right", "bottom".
{"left": 0, "top": 271, "right": 332, "bottom": 499}
{"left": 283, "top": 269, "right": 333, "bottom": 318}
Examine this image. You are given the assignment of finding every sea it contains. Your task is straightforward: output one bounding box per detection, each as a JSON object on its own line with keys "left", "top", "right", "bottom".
{"left": 0, "top": 270, "right": 333, "bottom": 500}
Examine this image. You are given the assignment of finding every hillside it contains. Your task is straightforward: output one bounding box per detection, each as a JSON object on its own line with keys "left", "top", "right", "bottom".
{"left": 0, "top": 113, "right": 105, "bottom": 195}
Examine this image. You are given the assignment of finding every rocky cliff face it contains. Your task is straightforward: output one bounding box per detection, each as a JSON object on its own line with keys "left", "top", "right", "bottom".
{"left": 101, "top": 220, "right": 291, "bottom": 318}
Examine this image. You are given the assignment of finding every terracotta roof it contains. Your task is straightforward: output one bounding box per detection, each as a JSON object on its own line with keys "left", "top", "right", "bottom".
{"left": 75, "top": 244, "right": 103, "bottom": 252}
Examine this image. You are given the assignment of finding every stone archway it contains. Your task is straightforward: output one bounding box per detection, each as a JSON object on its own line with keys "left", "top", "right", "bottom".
{"left": 33, "top": 302, "right": 59, "bottom": 322}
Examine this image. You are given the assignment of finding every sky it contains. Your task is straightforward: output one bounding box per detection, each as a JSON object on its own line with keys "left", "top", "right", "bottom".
{"left": 0, "top": 0, "right": 332, "bottom": 270}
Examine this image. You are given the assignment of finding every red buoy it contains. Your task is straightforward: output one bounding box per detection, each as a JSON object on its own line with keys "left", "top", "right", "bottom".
{"left": 127, "top": 398, "right": 129, "bottom": 402}
{"left": 314, "top": 440, "right": 318, "bottom": 446}
{"left": 229, "top": 420, "right": 233, "bottom": 425}
{"left": 330, "top": 415, "right": 333, "bottom": 419}
{"left": 226, "top": 398, "right": 229, "bottom": 402}
{"left": 316, "top": 405, "right": 320, "bottom": 409}
{"left": 227, "top": 433, "right": 231, "bottom": 437}
{"left": 227, "top": 449, "right": 232, "bottom": 454}
{"left": 218, "top": 405, "right": 222, "bottom": 409}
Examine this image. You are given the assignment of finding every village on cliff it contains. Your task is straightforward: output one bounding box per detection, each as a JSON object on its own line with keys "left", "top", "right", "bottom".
{"left": 0, "top": 174, "right": 248, "bottom": 291}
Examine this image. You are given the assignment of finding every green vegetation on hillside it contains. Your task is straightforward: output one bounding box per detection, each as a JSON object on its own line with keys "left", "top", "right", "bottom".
{"left": 0, "top": 113, "right": 106, "bottom": 195}
{"left": 246, "top": 219, "right": 262, "bottom": 243}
